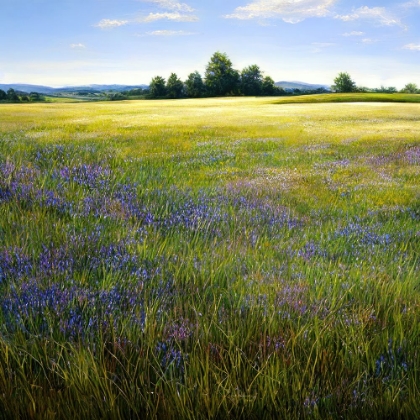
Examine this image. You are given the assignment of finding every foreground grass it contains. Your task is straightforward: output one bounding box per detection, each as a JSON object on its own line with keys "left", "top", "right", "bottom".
{"left": 0, "top": 98, "right": 419, "bottom": 419}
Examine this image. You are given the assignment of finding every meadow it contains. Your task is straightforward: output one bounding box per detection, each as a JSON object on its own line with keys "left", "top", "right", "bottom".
{"left": 0, "top": 96, "right": 419, "bottom": 419}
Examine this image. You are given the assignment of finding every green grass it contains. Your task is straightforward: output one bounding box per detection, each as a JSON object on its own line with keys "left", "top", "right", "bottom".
{"left": 273, "top": 92, "right": 420, "bottom": 104}
{"left": 0, "top": 97, "right": 419, "bottom": 419}
{"left": 43, "top": 96, "right": 90, "bottom": 103}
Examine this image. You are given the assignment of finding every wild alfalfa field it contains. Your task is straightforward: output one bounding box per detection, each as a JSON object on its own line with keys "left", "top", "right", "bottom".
{"left": 0, "top": 96, "right": 419, "bottom": 419}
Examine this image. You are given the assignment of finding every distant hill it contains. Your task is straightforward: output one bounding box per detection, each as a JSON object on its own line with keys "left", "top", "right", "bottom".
{"left": 1, "top": 82, "right": 330, "bottom": 95}
{"left": 0, "top": 84, "right": 149, "bottom": 95}
{"left": 0, "top": 84, "right": 57, "bottom": 95}
{"left": 55, "top": 85, "right": 149, "bottom": 93}
{"left": 275, "top": 81, "right": 330, "bottom": 91}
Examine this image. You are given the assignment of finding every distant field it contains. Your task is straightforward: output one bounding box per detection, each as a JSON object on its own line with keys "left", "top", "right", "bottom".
{"left": 44, "top": 96, "right": 90, "bottom": 103}
{"left": 273, "top": 92, "right": 420, "bottom": 104}
{"left": 0, "top": 97, "right": 419, "bottom": 419}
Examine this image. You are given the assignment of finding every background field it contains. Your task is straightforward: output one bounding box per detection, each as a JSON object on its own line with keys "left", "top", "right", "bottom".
{"left": 0, "top": 97, "right": 419, "bottom": 419}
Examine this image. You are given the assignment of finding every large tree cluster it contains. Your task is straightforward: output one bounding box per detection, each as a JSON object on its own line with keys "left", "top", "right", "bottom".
{"left": 148, "top": 52, "right": 284, "bottom": 99}
{"left": 0, "top": 88, "right": 45, "bottom": 103}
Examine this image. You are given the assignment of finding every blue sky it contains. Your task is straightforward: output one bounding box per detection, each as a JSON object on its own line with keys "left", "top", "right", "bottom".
{"left": 1, "top": 0, "right": 419, "bottom": 88}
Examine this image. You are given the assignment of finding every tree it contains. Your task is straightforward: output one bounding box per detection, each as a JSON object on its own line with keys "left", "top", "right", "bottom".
{"left": 126, "top": 88, "right": 143, "bottom": 96}
{"left": 355, "top": 86, "right": 369, "bottom": 93}
{"left": 261, "top": 76, "right": 276, "bottom": 96}
{"left": 0, "top": 89, "right": 6, "bottom": 100}
{"left": 241, "top": 64, "right": 263, "bottom": 96}
{"left": 7, "top": 88, "right": 19, "bottom": 102}
{"left": 401, "top": 83, "right": 418, "bottom": 94}
{"left": 29, "top": 92, "right": 42, "bottom": 101}
{"left": 205, "top": 52, "right": 240, "bottom": 96}
{"left": 166, "top": 73, "right": 184, "bottom": 99}
{"left": 108, "top": 92, "right": 126, "bottom": 101}
{"left": 374, "top": 86, "right": 397, "bottom": 93}
{"left": 185, "top": 71, "right": 206, "bottom": 98}
{"left": 332, "top": 72, "right": 356, "bottom": 93}
{"left": 149, "top": 76, "right": 167, "bottom": 98}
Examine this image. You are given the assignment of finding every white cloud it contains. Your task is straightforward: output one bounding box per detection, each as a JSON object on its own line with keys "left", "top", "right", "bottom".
{"left": 401, "top": 0, "right": 420, "bottom": 9}
{"left": 94, "top": 9, "right": 198, "bottom": 29}
{"left": 70, "top": 43, "right": 86, "bottom": 49}
{"left": 143, "top": 0, "right": 194, "bottom": 12}
{"left": 224, "top": 0, "right": 337, "bottom": 24}
{"left": 141, "top": 12, "right": 198, "bottom": 22}
{"left": 361, "top": 38, "right": 377, "bottom": 44}
{"left": 403, "top": 43, "right": 420, "bottom": 50}
{"left": 335, "top": 6, "right": 402, "bottom": 26}
{"left": 95, "top": 19, "right": 130, "bottom": 29}
{"left": 342, "top": 31, "right": 364, "bottom": 36}
{"left": 145, "top": 30, "right": 195, "bottom": 36}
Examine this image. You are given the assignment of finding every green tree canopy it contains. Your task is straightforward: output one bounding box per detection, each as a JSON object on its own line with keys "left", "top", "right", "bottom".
{"left": 7, "top": 88, "right": 19, "bottom": 102}
{"left": 374, "top": 86, "right": 397, "bottom": 93}
{"left": 185, "top": 71, "right": 206, "bottom": 98}
{"left": 261, "top": 76, "right": 274, "bottom": 96}
{"left": 205, "top": 52, "right": 240, "bottom": 96}
{"left": 401, "top": 83, "right": 418, "bottom": 94}
{"left": 0, "top": 89, "right": 6, "bottom": 100}
{"left": 29, "top": 92, "right": 42, "bottom": 101}
{"left": 149, "top": 76, "right": 167, "bottom": 98}
{"left": 126, "top": 88, "right": 144, "bottom": 96}
{"left": 241, "top": 64, "right": 263, "bottom": 96}
{"left": 332, "top": 72, "right": 356, "bottom": 93}
{"left": 166, "top": 73, "right": 184, "bottom": 99}
{"left": 261, "top": 76, "right": 282, "bottom": 96}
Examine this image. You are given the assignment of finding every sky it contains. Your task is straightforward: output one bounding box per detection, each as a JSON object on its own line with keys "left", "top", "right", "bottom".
{"left": 1, "top": 0, "right": 419, "bottom": 89}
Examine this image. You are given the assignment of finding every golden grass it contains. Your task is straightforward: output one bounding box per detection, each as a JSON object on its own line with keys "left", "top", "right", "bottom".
{"left": 1, "top": 98, "right": 419, "bottom": 152}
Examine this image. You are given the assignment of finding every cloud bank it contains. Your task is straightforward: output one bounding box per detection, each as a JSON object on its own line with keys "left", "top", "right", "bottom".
{"left": 95, "top": 0, "right": 198, "bottom": 29}
{"left": 403, "top": 43, "right": 420, "bottom": 50}
{"left": 143, "top": 0, "right": 194, "bottom": 12}
{"left": 224, "top": 0, "right": 337, "bottom": 23}
{"left": 335, "top": 6, "right": 402, "bottom": 27}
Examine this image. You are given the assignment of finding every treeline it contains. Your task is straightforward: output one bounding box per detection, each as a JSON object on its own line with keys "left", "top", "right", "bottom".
{"left": 0, "top": 88, "right": 45, "bottom": 103}
{"left": 369, "top": 83, "right": 419, "bottom": 94}
{"left": 349, "top": 84, "right": 419, "bottom": 94}
{"left": 332, "top": 72, "right": 419, "bottom": 94}
{"left": 108, "top": 89, "right": 148, "bottom": 101}
{"left": 144, "top": 52, "right": 286, "bottom": 100}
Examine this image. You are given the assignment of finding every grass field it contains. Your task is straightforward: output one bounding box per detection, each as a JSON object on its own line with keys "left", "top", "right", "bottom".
{"left": 274, "top": 92, "right": 420, "bottom": 104}
{"left": 0, "top": 97, "right": 419, "bottom": 419}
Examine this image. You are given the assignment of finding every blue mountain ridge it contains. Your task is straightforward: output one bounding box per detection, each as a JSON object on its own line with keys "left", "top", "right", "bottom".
{"left": 1, "top": 81, "right": 330, "bottom": 95}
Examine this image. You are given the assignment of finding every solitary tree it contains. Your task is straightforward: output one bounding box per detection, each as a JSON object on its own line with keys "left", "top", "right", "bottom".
{"left": 401, "top": 83, "right": 418, "bottom": 94}
{"left": 205, "top": 52, "right": 240, "bottom": 96}
{"left": 185, "top": 71, "right": 206, "bottom": 98}
{"left": 241, "top": 64, "right": 263, "bottom": 96}
{"left": 332, "top": 72, "right": 356, "bottom": 93}
{"left": 166, "top": 73, "right": 184, "bottom": 99}
{"left": 149, "top": 76, "right": 167, "bottom": 98}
